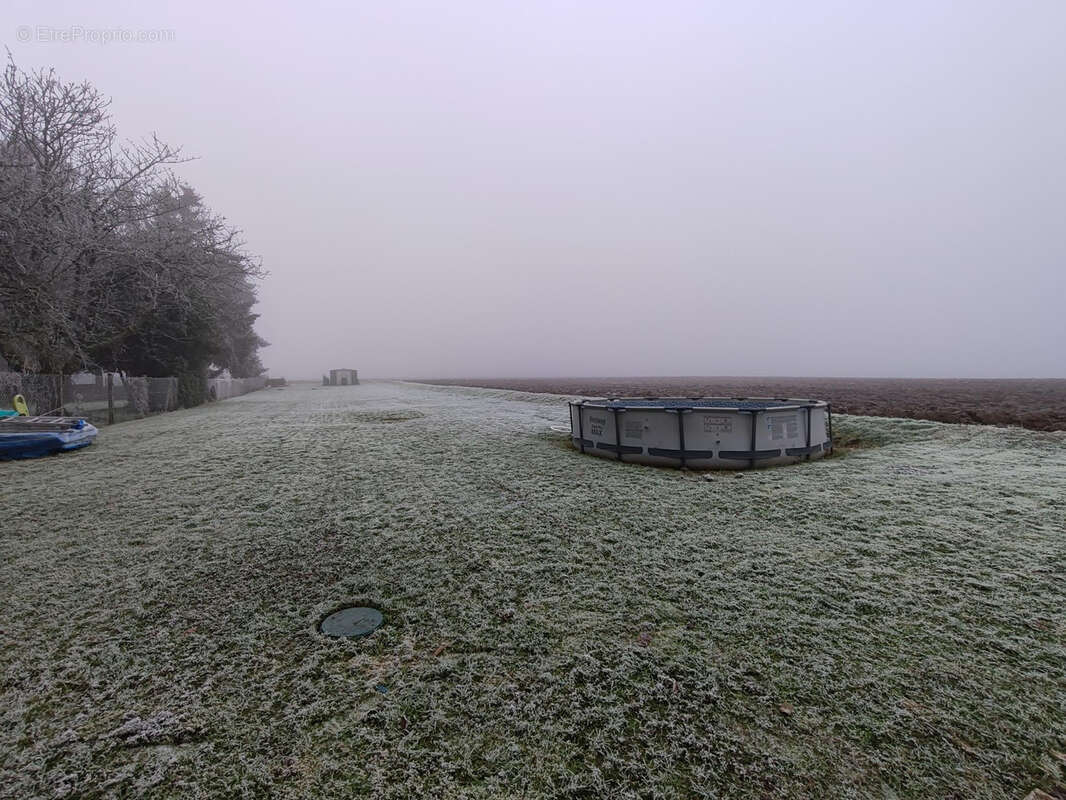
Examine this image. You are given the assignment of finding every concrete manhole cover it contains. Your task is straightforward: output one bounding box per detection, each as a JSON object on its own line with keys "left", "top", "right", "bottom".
{"left": 319, "top": 606, "right": 383, "bottom": 638}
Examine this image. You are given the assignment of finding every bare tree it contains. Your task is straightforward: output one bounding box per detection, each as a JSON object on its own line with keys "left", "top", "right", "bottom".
{"left": 0, "top": 56, "right": 267, "bottom": 392}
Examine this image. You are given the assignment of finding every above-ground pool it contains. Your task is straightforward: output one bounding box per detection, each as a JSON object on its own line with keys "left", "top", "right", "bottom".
{"left": 569, "top": 397, "right": 833, "bottom": 469}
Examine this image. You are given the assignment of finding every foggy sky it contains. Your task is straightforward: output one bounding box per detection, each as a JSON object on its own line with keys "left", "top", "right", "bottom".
{"left": 7, "top": 1, "right": 1065, "bottom": 379}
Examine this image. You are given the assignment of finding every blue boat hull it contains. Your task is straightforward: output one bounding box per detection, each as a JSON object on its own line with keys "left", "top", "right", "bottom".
{"left": 0, "top": 424, "right": 98, "bottom": 460}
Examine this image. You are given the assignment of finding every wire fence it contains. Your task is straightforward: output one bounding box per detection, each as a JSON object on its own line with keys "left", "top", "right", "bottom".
{"left": 207, "top": 375, "right": 267, "bottom": 400}
{"left": 0, "top": 372, "right": 265, "bottom": 425}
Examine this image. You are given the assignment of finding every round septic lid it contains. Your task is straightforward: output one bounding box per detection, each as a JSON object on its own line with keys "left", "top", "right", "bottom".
{"left": 320, "top": 606, "right": 382, "bottom": 638}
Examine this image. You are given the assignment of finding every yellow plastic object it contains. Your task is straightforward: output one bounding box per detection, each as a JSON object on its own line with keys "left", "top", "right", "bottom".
{"left": 13, "top": 394, "right": 29, "bottom": 416}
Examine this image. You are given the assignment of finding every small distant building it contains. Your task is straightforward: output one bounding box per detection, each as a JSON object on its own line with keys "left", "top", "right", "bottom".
{"left": 266, "top": 377, "right": 287, "bottom": 387}
{"left": 328, "top": 369, "right": 359, "bottom": 386}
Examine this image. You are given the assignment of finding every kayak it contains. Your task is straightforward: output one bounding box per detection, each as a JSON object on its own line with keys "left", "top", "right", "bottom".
{"left": 0, "top": 417, "right": 98, "bottom": 460}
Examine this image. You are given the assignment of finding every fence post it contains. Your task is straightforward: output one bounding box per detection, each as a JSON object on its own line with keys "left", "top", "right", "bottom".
{"left": 107, "top": 373, "right": 114, "bottom": 425}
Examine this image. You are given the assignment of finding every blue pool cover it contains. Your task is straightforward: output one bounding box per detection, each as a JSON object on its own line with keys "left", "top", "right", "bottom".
{"left": 0, "top": 423, "right": 98, "bottom": 460}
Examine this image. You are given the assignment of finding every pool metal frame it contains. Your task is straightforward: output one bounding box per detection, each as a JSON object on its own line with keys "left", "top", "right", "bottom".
{"left": 569, "top": 397, "right": 833, "bottom": 469}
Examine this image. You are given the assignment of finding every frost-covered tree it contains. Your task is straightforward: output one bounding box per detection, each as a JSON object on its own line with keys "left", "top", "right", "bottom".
{"left": 87, "top": 184, "right": 267, "bottom": 382}
{"left": 0, "top": 57, "right": 267, "bottom": 393}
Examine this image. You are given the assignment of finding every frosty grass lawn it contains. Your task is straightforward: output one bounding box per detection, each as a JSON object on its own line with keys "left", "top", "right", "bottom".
{"left": 2, "top": 381, "right": 1064, "bottom": 799}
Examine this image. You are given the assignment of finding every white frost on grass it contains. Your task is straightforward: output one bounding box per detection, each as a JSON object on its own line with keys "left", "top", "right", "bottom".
{"left": 1, "top": 381, "right": 1064, "bottom": 799}
{"left": 104, "top": 711, "right": 187, "bottom": 746}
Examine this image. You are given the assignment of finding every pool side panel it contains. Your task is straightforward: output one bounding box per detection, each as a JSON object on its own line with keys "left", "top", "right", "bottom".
{"left": 569, "top": 398, "right": 831, "bottom": 469}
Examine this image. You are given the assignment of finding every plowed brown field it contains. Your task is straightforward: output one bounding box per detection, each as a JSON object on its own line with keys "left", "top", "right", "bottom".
{"left": 413, "top": 377, "right": 1066, "bottom": 431}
